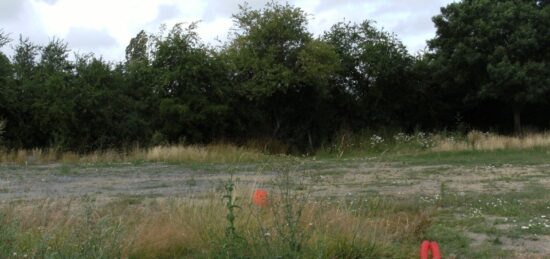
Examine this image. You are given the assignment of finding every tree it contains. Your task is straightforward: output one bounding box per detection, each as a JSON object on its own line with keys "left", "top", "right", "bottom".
{"left": 225, "top": 2, "right": 341, "bottom": 149}
{"left": 4, "top": 36, "right": 42, "bottom": 148}
{"left": 152, "top": 23, "right": 229, "bottom": 143}
{"left": 0, "top": 31, "right": 12, "bottom": 145}
{"left": 323, "top": 21, "right": 416, "bottom": 129}
{"left": 125, "top": 30, "right": 150, "bottom": 65}
{"left": 429, "top": 0, "right": 550, "bottom": 133}
{"left": 34, "top": 38, "right": 74, "bottom": 147}
{"left": 124, "top": 30, "right": 157, "bottom": 145}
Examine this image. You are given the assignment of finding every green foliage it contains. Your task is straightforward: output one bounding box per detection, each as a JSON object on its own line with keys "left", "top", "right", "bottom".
{"left": 323, "top": 21, "right": 418, "bottom": 129}
{"left": 429, "top": 0, "right": 550, "bottom": 132}
{"left": 221, "top": 176, "right": 245, "bottom": 258}
{"left": 0, "top": 1, "right": 549, "bottom": 152}
{"left": 225, "top": 2, "right": 346, "bottom": 150}
{"left": 152, "top": 23, "right": 230, "bottom": 143}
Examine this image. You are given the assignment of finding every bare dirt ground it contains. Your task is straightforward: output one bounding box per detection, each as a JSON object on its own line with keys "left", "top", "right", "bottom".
{"left": 1, "top": 160, "right": 548, "bottom": 201}
{"left": 1, "top": 159, "right": 549, "bottom": 257}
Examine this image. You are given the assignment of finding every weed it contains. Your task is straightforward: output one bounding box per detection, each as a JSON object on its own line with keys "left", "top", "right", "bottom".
{"left": 221, "top": 175, "right": 244, "bottom": 258}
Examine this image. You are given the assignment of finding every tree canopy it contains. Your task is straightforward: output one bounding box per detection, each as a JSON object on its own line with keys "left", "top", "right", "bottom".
{"left": 0, "top": 0, "right": 549, "bottom": 152}
{"left": 429, "top": 0, "right": 550, "bottom": 132}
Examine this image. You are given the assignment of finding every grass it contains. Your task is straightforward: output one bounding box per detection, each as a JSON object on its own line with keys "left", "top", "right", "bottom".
{"left": 318, "top": 130, "right": 550, "bottom": 154}
{"left": 388, "top": 147, "right": 550, "bottom": 166}
{"left": 0, "top": 144, "right": 275, "bottom": 165}
{"left": 0, "top": 187, "right": 432, "bottom": 258}
{"left": 3, "top": 180, "right": 545, "bottom": 258}
{"left": 2, "top": 131, "right": 550, "bottom": 166}
{"left": 434, "top": 131, "right": 550, "bottom": 152}
{"left": 424, "top": 183, "right": 550, "bottom": 258}
{"left": 1, "top": 131, "right": 549, "bottom": 257}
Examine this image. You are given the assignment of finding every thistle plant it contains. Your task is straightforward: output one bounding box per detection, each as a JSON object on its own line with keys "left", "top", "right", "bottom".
{"left": 222, "top": 175, "right": 244, "bottom": 257}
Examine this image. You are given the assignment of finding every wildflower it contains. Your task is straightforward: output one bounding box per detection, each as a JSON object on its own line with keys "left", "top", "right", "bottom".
{"left": 370, "top": 134, "right": 384, "bottom": 146}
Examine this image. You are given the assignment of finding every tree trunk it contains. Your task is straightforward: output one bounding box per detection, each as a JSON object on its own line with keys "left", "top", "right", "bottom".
{"left": 513, "top": 108, "right": 522, "bottom": 135}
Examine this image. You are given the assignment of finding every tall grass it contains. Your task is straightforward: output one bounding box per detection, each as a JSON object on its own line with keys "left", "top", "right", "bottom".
{"left": 0, "top": 187, "right": 431, "bottom": 258}
{"left": 433, "top": 131, "right": 550, "bottom": 151}
{"left": 318, "top": 130, "right": 550, "bottom": 158}
{"left": 2, "top": 131, "right": 550, "bottom": 165}
{"left": 0, "top": 144, "right": 271, "bottom": 165}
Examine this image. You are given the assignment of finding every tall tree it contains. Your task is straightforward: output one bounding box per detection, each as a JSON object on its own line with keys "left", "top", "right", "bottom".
{"left": 124, "top": 30, "right": 157, "bottom": 144}
{"left": 324, "top": 21, "right": 416, "bottom": 129}
{"left": 152, "top": 23, "right": 229, "bottom": 143}
{"left": 125, "top": 30, "right": 150, "bottom": 65}
{"left": 5, "top": 36, "right": 42, "bottom": 147}
{"left": 0, "top": 31, "right": 10, "bottom": 146}
{"left": 226, "top": 2, "right": 341, "bottom": 149}
{"left": 429, "top": 0, "right": 550, "bottom": 133}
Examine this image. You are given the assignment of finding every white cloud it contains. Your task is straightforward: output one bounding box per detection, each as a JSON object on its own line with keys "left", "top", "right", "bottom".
{"left": 0, "top": 0, "right": 456, "bottom": 61}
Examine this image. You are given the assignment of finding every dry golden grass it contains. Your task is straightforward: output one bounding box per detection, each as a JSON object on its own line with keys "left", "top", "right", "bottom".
{"left": 143, "top": 144, "right": 267, "bottom": 163}
{"left": 4, "top": 131, "right": 546, "bottom": 165}
{"left": 0, "top": 187, "right": 428, "bottom": 258}
{"left": 433, "top": 131, "right": 550, "bottom": 152}
{"left": 0, "top": 144, "right": 269, "bottom": 165}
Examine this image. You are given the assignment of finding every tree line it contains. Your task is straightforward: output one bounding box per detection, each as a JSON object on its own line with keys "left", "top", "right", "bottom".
{"left": 0, "top": 0, "right": 549, "bottom": 152}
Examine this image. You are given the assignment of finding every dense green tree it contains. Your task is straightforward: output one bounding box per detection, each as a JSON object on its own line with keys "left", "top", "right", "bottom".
{"left": 0, "top": 31, "right": 10, "bottom": 145}
{"left": 4, "top": 36, "right": 42, "bottom": 148}
{"left": 226, "top": 2, "right": 341, "bottom": 149}
{"left": 324, "top": 21, "right": 417, "bottom": 129}
{"left": 125, "top": 30, "right": 150, "bottom": 64}
{"left": 152, "top": 23, "right": 230, "bottom": 143}
{"left": 429, "top": 0, "right": 550, "bottom": 133}
{"left": 35, "top": 38, "right": 74, "bottom": 147}
{"left": 123, "top": 30, "right": 157, "bottom": 145}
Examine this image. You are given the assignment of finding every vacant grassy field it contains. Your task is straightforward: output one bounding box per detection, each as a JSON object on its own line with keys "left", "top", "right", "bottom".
{"left": 0, "top": 132, "right": 549, "bottom": 258}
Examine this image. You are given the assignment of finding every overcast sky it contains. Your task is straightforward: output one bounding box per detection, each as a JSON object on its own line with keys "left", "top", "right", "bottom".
{"left": 0, "top": 0, "right": 456, "bottom": 61}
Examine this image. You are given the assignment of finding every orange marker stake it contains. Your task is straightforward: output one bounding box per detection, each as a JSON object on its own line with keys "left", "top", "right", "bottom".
{"left": 420, "top": 240, "right": 442, "bottom": 259}
{"left": 253, "top": 189, "right": 268, "bottom": 207}
{"left": 430, "top": 241, "right": 441, "bottom": 259}
{"left": 420, "top": 240, "right": 430, "bottom": 259}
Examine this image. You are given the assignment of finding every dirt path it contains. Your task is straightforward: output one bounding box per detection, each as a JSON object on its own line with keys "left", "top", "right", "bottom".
{"left": 1, "top": 161, "right": 548, "bottom": 201}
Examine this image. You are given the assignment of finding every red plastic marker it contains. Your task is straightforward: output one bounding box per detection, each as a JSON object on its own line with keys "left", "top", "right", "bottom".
{"left": 420, "top": 240, "right": 430, "bottom": 259}
{"left": 253, "top": 189, "right": 268, "bottom": 207}
{"left": 430, "top": 241, "right": 441, "bottom": 259}
{"left": 420, "top": 240, "right": 441, "bottom": 259}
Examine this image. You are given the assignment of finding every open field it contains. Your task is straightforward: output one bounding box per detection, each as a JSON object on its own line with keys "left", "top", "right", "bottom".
{"left": 0, "top": 146, "right": 549, "bottom": 258}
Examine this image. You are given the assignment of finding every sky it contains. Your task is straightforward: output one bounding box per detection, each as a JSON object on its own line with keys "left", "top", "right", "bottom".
{"left": 0, "top": 0, "right": 456, "bottom": 61}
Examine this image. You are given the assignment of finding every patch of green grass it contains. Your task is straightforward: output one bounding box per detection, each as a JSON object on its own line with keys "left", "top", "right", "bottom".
{"left": 419, "top": 182, "right": 550, "bottom": 257}
{"left": 386, "top": 147, "right": 550, "bottom": 166}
